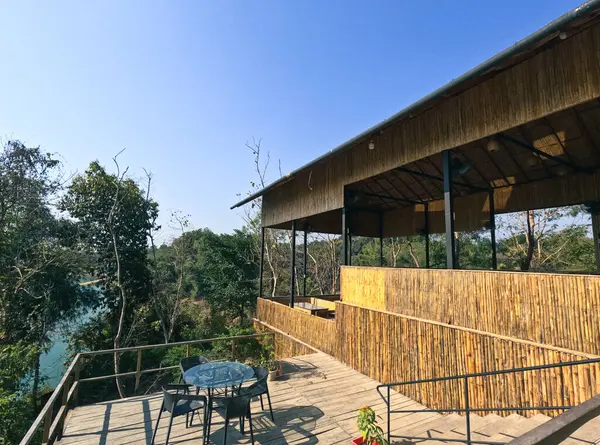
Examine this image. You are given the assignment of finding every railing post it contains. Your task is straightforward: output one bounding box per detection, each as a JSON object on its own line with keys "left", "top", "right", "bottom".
{"left": 73, "top": 358, "right": 81, "bottom": 407}
{"left": 464, "top": 376, "right": 471, "bottom": 445}
{"left": 42, "top": 405, "right": 53, "bottom": 444}
{"left": 135, "top": 350, "right": 143, "bottom": 392}
{"left": 57, "top": 376, "right": 72, "bottom": 440}
{"left": 387, "top": 386, "right": 391, "bottom": 445}
{"left": 186, "top": 344, "right": 190, "bottom": 358}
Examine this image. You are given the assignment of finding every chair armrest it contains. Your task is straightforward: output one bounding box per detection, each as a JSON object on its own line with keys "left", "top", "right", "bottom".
{"left": 179, "top": 394, "right": 207, "bottom": 403}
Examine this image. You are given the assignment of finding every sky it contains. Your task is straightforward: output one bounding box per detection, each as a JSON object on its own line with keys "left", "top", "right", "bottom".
{"left": 0, "top": 0, "right": 585, "bottom": 241}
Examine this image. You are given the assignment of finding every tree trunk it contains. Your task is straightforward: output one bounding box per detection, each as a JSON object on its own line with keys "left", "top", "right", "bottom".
{"left": 521, "top": 210, "right": 535, "bottom": 271}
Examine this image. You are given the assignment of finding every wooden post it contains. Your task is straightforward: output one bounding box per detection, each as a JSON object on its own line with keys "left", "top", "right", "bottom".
{"left": 290, "top": 220, "right": 297, "bottom": 308}
{"left": 135, "top": 350, "right": 142, "bottom": 392}
{"left": 42, "top": 405, "right": 53, "bottom": 444}
{"left": 186, "top": 344, "right": 191, "bottom": 358}
{"left": 259, "top": 227, "right": 265, "bottom": 298}
{"left": 57, "top": 376, "right": 72, "bottom": 440}
{"left": 73, "top": 358, "right": 81, "bottom": 407}
{"left": 442, "top": 150, "right": 457, "bottom": 269}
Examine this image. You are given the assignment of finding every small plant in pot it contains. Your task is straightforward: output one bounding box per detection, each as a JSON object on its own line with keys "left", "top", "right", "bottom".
{"left": 352, "top": 406, "right": 388, "bottom": 445}
{"left": 265, "top": 358, "right": 282, "bottom": 381}
{"left": 259, "top": 340, "right": 282, "bottom": 381}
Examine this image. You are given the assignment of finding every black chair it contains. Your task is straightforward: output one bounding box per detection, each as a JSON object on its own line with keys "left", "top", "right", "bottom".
{"left": 204, "top": 394, "right": 254, "bottom": 445}
{"left": 238, "top": 366, "right": 274, "bottom": 421}
{"left": 179, "top": 355, "right": 209, "bottom": 380}
{"left": 151, "top": 384, "right": 207, "bottom": 445}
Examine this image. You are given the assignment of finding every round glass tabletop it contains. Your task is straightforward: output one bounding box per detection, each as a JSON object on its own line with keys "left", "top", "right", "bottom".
{"left": 182, "top": 361, "right": 255, "bottom": 389}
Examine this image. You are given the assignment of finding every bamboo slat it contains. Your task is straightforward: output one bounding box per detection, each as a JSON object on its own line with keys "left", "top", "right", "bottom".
{"left": 256, "top": 296, "right": 600, "bottom": 418}
{"left": 334, "top": 302, "right": 600, "bottom": 418}
{"left": 256, "top": 299, "right": 337, "bottom": 357}
{"left": 341, "top": 267, "right": 600, "bottom": 355}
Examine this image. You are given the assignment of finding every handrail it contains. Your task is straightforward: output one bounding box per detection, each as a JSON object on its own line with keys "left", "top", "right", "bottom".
{"left": 19, "top": 354, "right": 81, "bottom": 445}
{"left": 507, "top": 394, "right": 600, "bottom": 445}
{"left": 19, "top": 332, "right": 274, "bottom": 445}
{"left": 376, "top": 356, "right": 600, "bottom": 445}
{"left": 79, "top": 332, "right": 274, "bottom": 355}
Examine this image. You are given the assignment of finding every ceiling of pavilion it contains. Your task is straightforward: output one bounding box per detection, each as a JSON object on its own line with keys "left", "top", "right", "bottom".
{"left": 345, "top": 99, "right": 600, "bottom": 213}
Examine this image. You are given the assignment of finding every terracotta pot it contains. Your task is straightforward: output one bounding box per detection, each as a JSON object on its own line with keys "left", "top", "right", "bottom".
{"left": 352, "top": 437, "right": 380, "bottom": 445}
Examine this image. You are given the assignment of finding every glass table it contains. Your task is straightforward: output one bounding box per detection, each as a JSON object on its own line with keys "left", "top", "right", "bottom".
{"left": 183, "top": 361, "right": 255, "bottom": 389}
{"left": 183, "top": 362, "right": 255, "bottom": 444}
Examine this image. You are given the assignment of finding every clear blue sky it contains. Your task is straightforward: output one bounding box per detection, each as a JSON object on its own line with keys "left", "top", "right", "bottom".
{"left": 0, "top": 0, "right": 583, "bottom": 239}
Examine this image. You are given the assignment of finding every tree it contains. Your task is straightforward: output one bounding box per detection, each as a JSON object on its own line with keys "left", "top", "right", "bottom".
{"left": 151, "top": 212, "right": 194, "bottom": 343}
{"left": 188, "top": 229, "right": 258, "bottom": 319}
{"left": 0, "top": 141, "right": 94, "bottom": 410}
{"left": 60, "top": 156, "right": 158, "bottom": 398}
{"left": 497, "top": 207, "right": 590, "bottom": 271}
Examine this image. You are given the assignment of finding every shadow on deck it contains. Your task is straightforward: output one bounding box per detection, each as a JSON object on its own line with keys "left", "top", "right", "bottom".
{"left": 57, "top": 353, "right": 406, "bottom": 445}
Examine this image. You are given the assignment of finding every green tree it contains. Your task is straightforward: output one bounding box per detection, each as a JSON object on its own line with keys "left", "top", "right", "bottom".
{"left": 60, "top": 157, "right": 159, "bottom": 398}
{"left": 0, "top": 141, "right": 94, "bottom": 441}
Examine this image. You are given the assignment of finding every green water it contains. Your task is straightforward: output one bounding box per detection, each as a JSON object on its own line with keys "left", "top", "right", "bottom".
{"left": 39, "top": 334, "right": 69, "bottom": 388}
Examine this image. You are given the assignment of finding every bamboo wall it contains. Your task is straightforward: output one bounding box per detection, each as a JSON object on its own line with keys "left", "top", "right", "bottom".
{"left": 256, "top": 298, "right": 338, "bottom": 356}
{"left": 340, "top": 266, "right": 600, "bottom": 356}
{"left": 262, "top": 23, "right": 600, "bottom": 228}
{"left": 253, "top": 320, "right": 314, "bottom": 358}
{"left": 256, "top": 296, "right": 600, "bottom": 417}
{"left": 336, "top": 302, "right": 600, "bottom": 416}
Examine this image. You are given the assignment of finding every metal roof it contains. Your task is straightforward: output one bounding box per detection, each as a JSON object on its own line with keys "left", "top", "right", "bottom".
{"left": 231, "top": 0, "right": 600, "bottom": 210}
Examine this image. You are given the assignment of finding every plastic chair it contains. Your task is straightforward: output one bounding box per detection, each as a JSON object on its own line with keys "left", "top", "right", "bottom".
{"left": 179, "top": 355, "right": 209, "bottom": 379}
{"left": 151, "top": 384, "right": 207, "bottom": 445}
{"left": 204, "top": 394, "right": 254, "bottom": 445}
{"left": 238, "top": 366, "right": 274, "bottom": 421}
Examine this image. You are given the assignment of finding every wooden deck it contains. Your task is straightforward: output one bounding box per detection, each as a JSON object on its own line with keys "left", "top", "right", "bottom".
{"left": 57, "top": 352, "right": 600, "bottom": 444}
{"left": 57, "top": 352, "right": 430, "bottom": 444}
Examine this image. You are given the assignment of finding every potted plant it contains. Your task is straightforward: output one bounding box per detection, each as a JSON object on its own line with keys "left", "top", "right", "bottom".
{"left": 353, "top": 406, "right": 388, "bottom": 445}
{"left": 260, "top": 340, "right": 282, "bottom": 381}
{"left": 265, "top": 358, "right": 282, "bottom": 381}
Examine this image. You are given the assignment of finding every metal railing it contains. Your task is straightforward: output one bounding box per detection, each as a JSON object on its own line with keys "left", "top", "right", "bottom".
{"left": 19, "top": 332, "right": 275, "bottom": 445}
{"left": 376, "top": 357, "right": 600, "bottom": 445}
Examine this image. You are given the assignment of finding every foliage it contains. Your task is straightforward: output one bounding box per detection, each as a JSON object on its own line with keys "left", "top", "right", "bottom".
{"left": 60, "top": 160, "right": 158, "bottom": 312}
{"left": 356, "top": 406, "right": 388, "bottom": 445}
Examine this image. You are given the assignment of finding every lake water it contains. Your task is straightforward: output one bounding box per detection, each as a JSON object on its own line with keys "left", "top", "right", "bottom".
{"left": 39, "top": 334, "right": 70, "bottom": 388}
{"left": 37, "top": 307, "right": 98, "bottom": 389}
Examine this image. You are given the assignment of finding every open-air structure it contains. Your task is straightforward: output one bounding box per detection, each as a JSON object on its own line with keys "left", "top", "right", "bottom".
{"left": 18, "top": 2, "right": 600, "bottom": 445}
{"left": 234, "top": 0, "right": 600, "bottom": 443}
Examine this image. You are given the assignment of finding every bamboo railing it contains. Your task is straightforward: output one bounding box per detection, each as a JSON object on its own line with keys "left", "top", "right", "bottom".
{"left": 18, "top": 333, "right": 274, "bottom": 445}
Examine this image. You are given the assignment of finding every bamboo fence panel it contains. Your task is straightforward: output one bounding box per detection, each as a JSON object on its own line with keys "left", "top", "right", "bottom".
{"left": 341, "top": 267, "right": 600, "bottom": 355}
{"left": 253, "top": 320, "right": 314, "bottom": 358}
{"left": 256, "top": 297, "right": 600, "bottom": 417}
{"left": 262, "top": 23, "right": 600, "bottom": 228}
{"left": 335, "top": 302, "right": 600, "bottom": 417}
{"left": 256, "top": 298, "right": 338, "bottom": 356}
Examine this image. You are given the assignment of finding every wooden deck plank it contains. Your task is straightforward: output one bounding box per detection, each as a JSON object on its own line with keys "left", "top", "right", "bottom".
{"left": 56, "top": 352, "right": 444, "bottom": 445}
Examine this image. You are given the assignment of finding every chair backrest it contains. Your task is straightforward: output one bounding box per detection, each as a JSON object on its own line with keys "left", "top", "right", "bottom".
{"left": 161, "top": 388, "right": 178, "bottom": 413}
{"left": 247, "top": 366, "right": 269, "bottom": 396}
{"left": 180, "top": 355, "right": 209, "bottom": 374}
{"left": 223, "top": 394, "right": 252, "bottom": 418}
